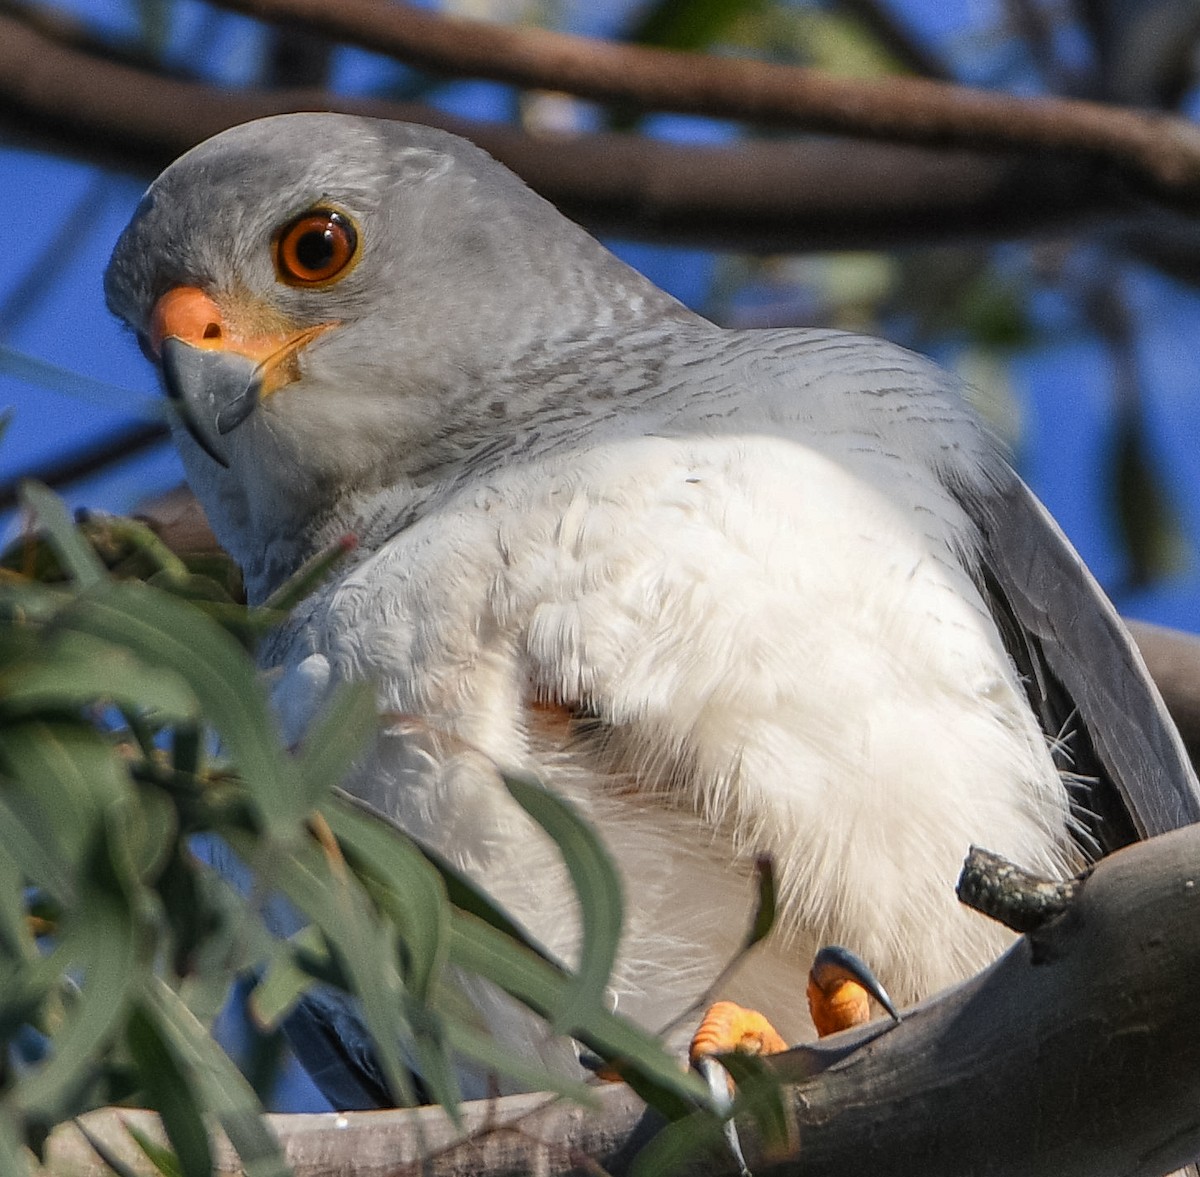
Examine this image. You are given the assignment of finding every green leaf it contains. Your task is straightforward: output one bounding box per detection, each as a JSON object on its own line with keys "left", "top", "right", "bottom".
{"left": 123, "top": 1120, "right": 186, "bottom": 1177}
{"left": 445, "top": 911, "right": 707, "bottom": 1118}
{"left": 323, "top": 796, "right": 449, "bottom": 1000}
{"left": 0, "top": 633, "right": 198, "bottom": 723}
{"left": 0, "top": 347, "right": 160, "bottom": 419}
{"left": 12, "top": 882, "right": 143, "bottom": 1129}
{"left": 125, "top": 1004, "right": 212, "bottom": 1177}
{"left": 626, "top": 1101, "right": 734, "bottom": 1177}
{"left": 141, "top": 979, "right": 290, "bottom": 1177}
{"left": 744, "top": 855, "right": 777, "bottom": 950}
{"left": 81, "top": 514, "right": 190, "bottom": 584}
{"left": 0, "top": 1110, "right": 29, "bottom": 1177}
{"left": 656, "top": 856, "right": 778, "bottom": 1045}
{"left": 224, "top": 827, "right": 421, "bottom": 1111}
{"left": 56, "top": 581, "right": 297, "bottom": 833}
{"left": 0, "top": 840, "right": 36, "bottom": 963}
{"left": 295, "top": 679, "right": 378, "bottom": 811}
{"left": 116, "top": 784, "right": 178, "bottom": 887}
{"left": 720, "top": 1052, "right": 791, "bottom": 1154}
{"left": 259, "top": 535, "right": 356, "bottom": 613}
{"left": 415, "top": 840, "right": 548, "bottom": 954}
{"left": 442, "top": 1019, "right": 598, "bottom": 1107}
{"left": 629, "top": 1053, "right": 791, "bottom": 1177}
{"left": 325, "top": 790, "right": 699, "bottom": 1114}
{"left": 1111, "top": 410, "right": 1188, "bottom": 588}
{"left": 250, "top": 928, "right": 325, "bottom": 1029}
{"left": 625, "top": 0, "right": 764, "bottom": 51}
{"left": 18, "top": 484, "right": 105, "bottom": 590}
{"left": 503, "top": 774, "right": 623, "bottom": 1034}
{"left": 0, "top": 720, "right": 129, "bottom": 899}
{"left": 0, "top": 782, "right": 75, "bottom": 910}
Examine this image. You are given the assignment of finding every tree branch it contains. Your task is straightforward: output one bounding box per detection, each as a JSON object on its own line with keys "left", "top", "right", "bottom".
{"left": 0, "top": 12, "right": 1141, "bottom": 255}
{"left": 41, "top": 824, "right": 1200, "bottom": 1175}
{"left": 0, "top": 423, "right": 169, "bottom": 513}
{"left": 207, "top": 0, "right": 1200, "bottom": 206}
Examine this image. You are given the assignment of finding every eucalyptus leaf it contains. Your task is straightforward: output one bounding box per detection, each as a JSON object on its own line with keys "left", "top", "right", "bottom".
{"left": 445, "top": 910, "right": 707, "bottom": 1118}
{"left": 0, "top": 634, "right": 197, "bottom": 724}
{"left": 629, "top": 1053, "right": 790, "bottom": 1177}
{"left": 0, "top": 1110, "right": 30, "bottom": 1177}
{"left": 322, "top": 797, "right": 449, "bottom": 1000}
{"left": 0, "top": 840, "right": 36, "bottom": 963}
{"left": 625, "top": 0, "right": 764, "bottom": 52}
{"left": 295, "top": 679, "right": 378, "bottom": 811}
{"left": 0, "top": 720, "right": 129, "bottom": 897}
{"left": 56, "top": 582, "right": 297, "bottom": 833}
{"left": 223, "top": 827, "right": 421, "bottom": 1110}
{"left": 12, "top": 884, "right": 143, "bottom": 1130}
{"left": 18, "top": 484, "right": 105, "bottom": 590}
{"left": 504, "top": 773, "right": 623, "bottom": 1034}
{"left": 441, "top": 1018, "right": 598, "bottom": 1108}
{"left": 334, "top": 789, "right": 554, "bottom": 964}
{"left": 122, "top": 1120, "right": 186, "bottom": 1177}
{"left": 0, "top": 787, "right": 75, "bottom": 908}
{"left": 125, "top": 1003, "right": 212, "bottom": 1177}
{"left": 141, "top": 979, "right": 289, "bottom": 1177}
{"left": 250, "top": 932, "right": 322, "bottom": 1030}
{"left": 260, "top": 534, "right": 356, "bottom": 613}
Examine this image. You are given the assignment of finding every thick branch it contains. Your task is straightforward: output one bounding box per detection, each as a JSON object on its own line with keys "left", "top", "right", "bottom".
{"left": 40, "top": 825, "right": 1200, "bottom": 1175}
{"left": 209, "top": 0, "right": 1200, "bottom": 206}
{"left": 0, "top": 12, "right": 1138, "bottom": 255}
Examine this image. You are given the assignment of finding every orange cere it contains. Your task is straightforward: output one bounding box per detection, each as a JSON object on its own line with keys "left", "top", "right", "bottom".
{"left": 148, "top": 286, "right": 337, "bottom": 393}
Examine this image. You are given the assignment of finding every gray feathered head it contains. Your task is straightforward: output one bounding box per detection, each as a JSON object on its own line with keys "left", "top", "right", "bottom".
{"left": 105, "top": 114, "right": 684, "bottom": 578}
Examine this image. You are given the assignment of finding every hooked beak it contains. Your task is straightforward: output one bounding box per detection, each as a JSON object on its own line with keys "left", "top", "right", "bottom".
{"left": 148, "top": 286, "right": 337, "bottom": 467}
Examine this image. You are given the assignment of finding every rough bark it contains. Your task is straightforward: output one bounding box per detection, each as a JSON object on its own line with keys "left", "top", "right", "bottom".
{"left": 38, "top": 824, "right": 1200, "bottom": 1176}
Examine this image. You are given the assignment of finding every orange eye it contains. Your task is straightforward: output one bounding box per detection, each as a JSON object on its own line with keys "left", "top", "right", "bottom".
{"left": 274, "top": 209, "right": 358, "bottom": 287}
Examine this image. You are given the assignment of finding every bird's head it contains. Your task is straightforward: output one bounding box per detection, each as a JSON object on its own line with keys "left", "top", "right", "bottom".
{"left": 105, "top": 113, "right": 683, "bottom": 586}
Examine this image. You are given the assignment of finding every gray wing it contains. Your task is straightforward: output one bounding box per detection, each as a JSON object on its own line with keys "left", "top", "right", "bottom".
{"left": 961, "top": 467, "right": 1200, "bottom": 848}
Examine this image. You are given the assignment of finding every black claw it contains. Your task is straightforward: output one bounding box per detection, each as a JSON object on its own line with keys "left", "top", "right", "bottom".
{"left": 811, "top": 944, "right": 902, "bottom": 1024}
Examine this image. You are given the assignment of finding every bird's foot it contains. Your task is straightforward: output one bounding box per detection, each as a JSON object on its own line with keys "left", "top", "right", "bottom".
{"left": 687, "top": 945, "right": 900, "bottom": 1071}
{"left": 806, "top": 944, "right": 900, "bottom": 1036}
{"left": 688, "top": 1001, "right": 788, "bottom": 1066}
{"left": 687, "top": 946, "right": 901, "bottom": 1176}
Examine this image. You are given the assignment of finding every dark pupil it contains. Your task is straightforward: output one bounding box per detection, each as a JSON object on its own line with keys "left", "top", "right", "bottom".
{"left": 295, "top": 226, "right": 334, "bottom": 271}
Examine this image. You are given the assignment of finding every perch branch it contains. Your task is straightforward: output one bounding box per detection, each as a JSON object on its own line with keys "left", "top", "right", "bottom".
{"left": 40, "top": 824, "right": 1200, "bottom": 1175}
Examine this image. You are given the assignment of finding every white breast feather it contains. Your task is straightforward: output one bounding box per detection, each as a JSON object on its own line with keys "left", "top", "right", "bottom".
{"left": 272, "top": 331, "right": 1076, "bottom": 1053}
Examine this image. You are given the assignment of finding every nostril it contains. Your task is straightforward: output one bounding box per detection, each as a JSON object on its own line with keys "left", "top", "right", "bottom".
{"left": 148, "top": 286, "right": 226, "bottom": 357}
